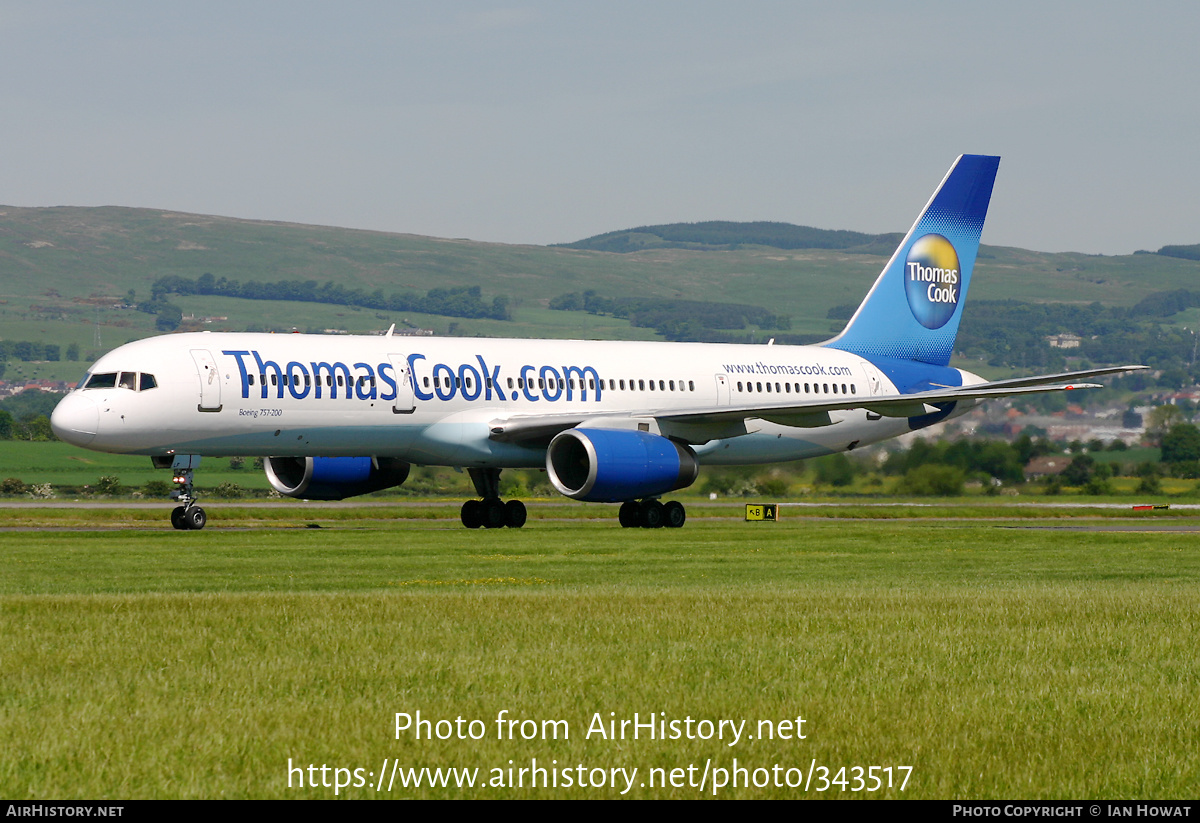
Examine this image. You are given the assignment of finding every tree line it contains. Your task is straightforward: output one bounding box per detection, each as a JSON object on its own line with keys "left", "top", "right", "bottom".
{"left": 145, "top": 273, "right": 513, "bottom": 330}
{"left": 0, "top": 389, "right": 61, "bottom": 441}
{"left": 954, "top": 299, "right": 1200, "bottom": 383}
{"left": 711, "top": 425, "right": 1200, "bottom": 499}
{"left": 1153, "top": 244, "right": 1200, "bottom": 262}
{"left": 0, "top": 340, "right": 74, "bottom": 380}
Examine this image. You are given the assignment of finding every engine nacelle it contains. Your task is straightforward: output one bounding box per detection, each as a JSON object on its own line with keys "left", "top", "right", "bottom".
{"left": 546, "top": 428, "right": 699, "bottom": 502}
{"left": 264, "top": 456, "right": 410, "bottom": 501}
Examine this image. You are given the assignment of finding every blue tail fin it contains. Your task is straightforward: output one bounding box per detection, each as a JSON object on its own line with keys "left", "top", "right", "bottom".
{"left": 824, "top": 154, "right": 999, "bottom": 366}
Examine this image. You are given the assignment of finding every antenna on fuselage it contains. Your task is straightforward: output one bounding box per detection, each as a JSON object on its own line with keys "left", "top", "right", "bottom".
{"left": 386, "top": 324, "right": 395, "bottom": 337}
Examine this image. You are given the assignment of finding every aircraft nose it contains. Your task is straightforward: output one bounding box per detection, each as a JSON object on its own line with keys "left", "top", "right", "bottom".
{"left": 50, "top": 392, "right": 99, "bottom": 447}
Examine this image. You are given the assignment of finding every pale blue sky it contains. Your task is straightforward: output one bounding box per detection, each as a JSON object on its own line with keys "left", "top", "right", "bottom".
{"left": 1, "top": 1, "right": 1197, "bottom": 254}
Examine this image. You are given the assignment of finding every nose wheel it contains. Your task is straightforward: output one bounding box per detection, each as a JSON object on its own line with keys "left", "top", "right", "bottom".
{"left": 169, "top": 466, "right": 207, "bottom": 530}
{"left": 171, "top": 504, "right": 207, "bottom": 531}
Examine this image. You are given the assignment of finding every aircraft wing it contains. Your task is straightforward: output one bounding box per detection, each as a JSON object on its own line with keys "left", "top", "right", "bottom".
{"left": 667, "top": 364, "right": 1147, "bottom": 425}
{"left": 938, "top": 365, "right": 1146, "bottom": 391}
{"left": 488, "top": 365, "right": 1146, "bottom": 446}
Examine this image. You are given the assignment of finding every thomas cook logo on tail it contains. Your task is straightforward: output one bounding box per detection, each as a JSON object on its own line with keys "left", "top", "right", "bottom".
{"left": 903, "top": 234, "right": 961, "bottom": 329}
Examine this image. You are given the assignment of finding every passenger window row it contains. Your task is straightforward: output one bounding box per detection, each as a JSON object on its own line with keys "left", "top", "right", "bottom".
{"left": 599, "top": 379, "right": 696, "bottom": 392}
{"left": 737, "top": 380, "right": 856, "bottom": 396}
{"left": 250, "top": 373, "right": 374, "bottom": 389}
{"left": 419, "top": 375, "right": 699, "bottom": 393}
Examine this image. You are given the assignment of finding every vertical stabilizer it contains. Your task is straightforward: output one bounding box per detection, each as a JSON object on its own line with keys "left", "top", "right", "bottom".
{"left": 824, "top": 154, "right": 999, "bottom": 366}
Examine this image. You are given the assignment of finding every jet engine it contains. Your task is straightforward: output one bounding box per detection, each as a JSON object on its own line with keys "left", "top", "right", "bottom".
{"left": 264, "top": 456, "right": 411, "bottom": 500}
{"left": 546, "top": 428, "right": 699, "bottom": 502}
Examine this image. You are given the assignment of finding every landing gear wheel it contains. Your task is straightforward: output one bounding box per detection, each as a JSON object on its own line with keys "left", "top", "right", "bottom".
{"left": 663, "top": 500, "right": 686, "bottom": 528}
{"left": 504, "top": 499, "right": 527, "bottom": 529}
{"left": 639, "top": 499, "right": 665, "bottom": 528}
{"left": 185, "top": 507, "right": 207, "bottom": 531}
{"left": 461, "top": 495, "right": 527, "bottom": 529}
{"left": 618, "top": 501, "right": 640, "bottom": 528}
{"left": 170, "top": 506, "right": 187, "bottom": 531}
{"left": 482, "top": 497, "right": 507, "bottom": 529}
{"left": 461, "top": 499, "right": 484, "bottom": 529}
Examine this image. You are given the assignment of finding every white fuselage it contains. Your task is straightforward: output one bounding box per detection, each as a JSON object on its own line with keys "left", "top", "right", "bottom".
{"left": 51, "top": 331, "right": 977, "bottom": 467}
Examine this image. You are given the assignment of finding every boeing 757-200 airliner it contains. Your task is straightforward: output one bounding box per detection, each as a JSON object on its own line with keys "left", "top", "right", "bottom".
{"left": 50, "top": 155, "right": 1143, "bottom": 530}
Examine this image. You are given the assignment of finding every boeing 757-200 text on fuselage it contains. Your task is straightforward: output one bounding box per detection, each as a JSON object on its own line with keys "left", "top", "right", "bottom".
{"left": 50, "top": 155, "right": 1144, "bottom": 530}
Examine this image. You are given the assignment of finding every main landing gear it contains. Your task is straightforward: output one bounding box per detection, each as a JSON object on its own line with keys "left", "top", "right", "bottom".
{"left": 618, "top": 499, "right": 686, "bottom": 529}
{"left": 454, "top": 469, "right": 688, "bottom": 530}
{"left": 460, "top": 468, "right": 527, "bottom": 529}
{"left": 169, "top": 464, "right": 207, "bottom": 531}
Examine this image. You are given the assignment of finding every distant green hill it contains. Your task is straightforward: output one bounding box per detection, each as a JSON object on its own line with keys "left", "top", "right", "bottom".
{"left": 5, "top": 206, "right": 1199, "bottom": 320}
{"left": 556, "top": 220, "right": 904, "bottom": 255}
{"left": 3, "top": 205, "right": 1200, "bottom": 379}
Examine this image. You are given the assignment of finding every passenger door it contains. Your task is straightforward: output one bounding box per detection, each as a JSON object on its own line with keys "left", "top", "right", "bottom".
{"left": 190, "top": 349, "right": 222, "bottom": 412}
{"left": 714, "top": 373, "right": 731, "bottom": 406}
{"left": 388, "top": 353, "right": 415, "bottom": 414}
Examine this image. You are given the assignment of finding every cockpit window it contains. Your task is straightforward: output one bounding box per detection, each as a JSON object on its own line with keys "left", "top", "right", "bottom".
{"left": 81, "top": 371, "right": 158, "bottom": 391}
{"left": 83, "top": 372, "right": 118, "bottom": 389}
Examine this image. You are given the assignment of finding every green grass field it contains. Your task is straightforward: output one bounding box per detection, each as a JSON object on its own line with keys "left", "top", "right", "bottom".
{"left": 1, "top": 504, "right": 1198, "bottom": 799}
{"left": 0, "top": 442, "right": 274, "bottom": 491}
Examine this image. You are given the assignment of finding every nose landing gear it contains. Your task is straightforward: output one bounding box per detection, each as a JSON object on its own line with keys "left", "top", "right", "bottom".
{"left": 170, "top": 465, "right": 207, "bottom": 530}
{"left": 153, "top": 454, "right": 207, "bottom": 531}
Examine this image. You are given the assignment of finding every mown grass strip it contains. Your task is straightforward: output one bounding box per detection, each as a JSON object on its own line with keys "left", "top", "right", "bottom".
{"left": 2, "top": 514, "right": 1198, "bottom": 798}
